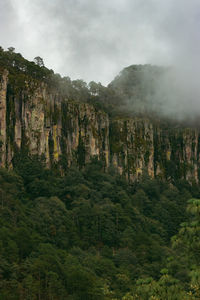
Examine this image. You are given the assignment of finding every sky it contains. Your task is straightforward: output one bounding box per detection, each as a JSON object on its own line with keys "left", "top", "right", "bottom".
{"left": 0, "top": 0, "right": 200, "bottom": 86}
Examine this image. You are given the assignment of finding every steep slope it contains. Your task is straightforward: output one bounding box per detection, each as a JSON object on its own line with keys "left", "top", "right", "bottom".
{"left": 0, "top": 69, "right": 109, "bottom": 169}
{"left": 0, "top": 52, "right": 199, "bottom": 182}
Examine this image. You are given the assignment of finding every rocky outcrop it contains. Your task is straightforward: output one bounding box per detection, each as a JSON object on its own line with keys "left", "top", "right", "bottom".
{"left": 109, "top": 118, "right": 154, "bottom": 181}
{"left": 0, "top": 69, "right": 8, "bottom": 167}
{"left": 1, "top": 70, "right": 109, "bottom": 171}
{"left": 109, "top": 119, "right": 199, "bottom": 182}
{"left": 0, "top": 69, "right": 199, "bottom": 182}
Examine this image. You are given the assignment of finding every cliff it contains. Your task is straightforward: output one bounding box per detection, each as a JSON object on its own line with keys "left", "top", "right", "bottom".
{"left": 0, "top": 68, "right": 199, "bottom": 182}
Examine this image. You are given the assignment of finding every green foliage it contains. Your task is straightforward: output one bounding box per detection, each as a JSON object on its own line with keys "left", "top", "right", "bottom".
{"left": 0, "top": 45, "right": 123, "bottom": 120}
{"left": 0, "top": 155, "right": 199, "bottom": 299}
{"left": 0, "top": 47, "right": 53, "bottom": 82}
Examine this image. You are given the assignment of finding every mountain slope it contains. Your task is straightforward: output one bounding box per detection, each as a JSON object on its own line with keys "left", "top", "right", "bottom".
{"left": 0, "top": 48, "right": 199, "bottom": 182}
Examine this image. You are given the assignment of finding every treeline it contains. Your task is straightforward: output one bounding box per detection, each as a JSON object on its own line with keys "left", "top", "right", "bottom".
{"left": 1, "top": 154, "right": 200, "bottom": 299}
{"left": 0, "top": 46, "right": 115, "bottom": 113}
{"left": 3, "top": 46, "right": 198, "bottom": 123}
{"left": 1, "top": 46, "right": 158, "bottom": 117}
{"left": 0, "top": 46, "right": 53, "bottom": 81}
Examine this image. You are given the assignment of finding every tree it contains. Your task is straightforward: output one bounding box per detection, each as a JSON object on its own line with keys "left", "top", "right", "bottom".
{"left": 172, "top": 198, "right": 200, "bottom": 265}
{"left": 88, "top": 81, "right": 101, "bottom": 96}
{"left": 7, "top": 47, "right": 15, "bottom": 53}
{"left": 34, "top": 56, "right": 44, "bottom": 67}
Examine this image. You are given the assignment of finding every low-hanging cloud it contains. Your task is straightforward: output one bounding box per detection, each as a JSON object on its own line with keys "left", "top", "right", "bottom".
{"left": 1, "top": 0, "right": 200, "bottom": 119}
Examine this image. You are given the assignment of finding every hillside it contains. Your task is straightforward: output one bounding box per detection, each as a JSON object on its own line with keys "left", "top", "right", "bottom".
{"left": 0, "top": 47, "right": 200, "bottom": 183}
{"left": 1, "top": 154, "right": 200, "bottom": 299}
{"left": 1, "top": 47, "right": 200, "bottom": 299}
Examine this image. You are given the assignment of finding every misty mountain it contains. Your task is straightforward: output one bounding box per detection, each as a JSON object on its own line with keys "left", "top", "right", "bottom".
{"left": 108, "top": 64, "right": 200, "bottom": 123}
{"left": 1, "top": 46, "right": 200, "bottom": 300}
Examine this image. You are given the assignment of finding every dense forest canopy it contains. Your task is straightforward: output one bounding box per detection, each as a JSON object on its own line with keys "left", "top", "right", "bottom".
{"left": 1, "top": 47, "right": 200, "bottom": 299}
{"left": 1, "top": 154, "right": 200, "bottom": 299}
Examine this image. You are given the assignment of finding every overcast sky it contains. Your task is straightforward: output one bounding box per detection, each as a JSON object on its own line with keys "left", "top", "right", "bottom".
{"left": 0, "top": 0, "right": 200, "bottom": 85}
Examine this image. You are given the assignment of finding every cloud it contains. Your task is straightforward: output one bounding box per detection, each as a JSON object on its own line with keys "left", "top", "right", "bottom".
{"left": 0, "top": 0, "right": 200, "bottom": 121}
{"left": 0, "top": 0, "right": 177, "bottom": 83}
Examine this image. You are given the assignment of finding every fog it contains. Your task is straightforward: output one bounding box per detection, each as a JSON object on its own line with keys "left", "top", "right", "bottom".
{"left": 0, "top": 0, "right": 200, "bottom": 119}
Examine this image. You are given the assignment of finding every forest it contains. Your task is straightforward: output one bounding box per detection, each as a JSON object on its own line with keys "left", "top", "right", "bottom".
{"left": 1, "top": 154, "right": 200, "bottom": 299}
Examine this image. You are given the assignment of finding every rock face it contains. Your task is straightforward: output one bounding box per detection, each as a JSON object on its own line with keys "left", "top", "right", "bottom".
{"left": 0, "top": 70, "right": 110, "bottom": 171}
{"left": 0, "top": 70, "right": 8, "bottom": 167}
{"left": 110, "top": 119, "right": 199, "bottom": 182}
{"left": 0, "top": 69, "right": 199, "bottom": 182}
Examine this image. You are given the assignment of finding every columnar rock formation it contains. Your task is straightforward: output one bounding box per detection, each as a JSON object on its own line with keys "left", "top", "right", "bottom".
{"left": 0, "top": 69, "right": 199, "bottom": 182}
{"left": 0, "top": 69, "right": 8, "bottom": 166}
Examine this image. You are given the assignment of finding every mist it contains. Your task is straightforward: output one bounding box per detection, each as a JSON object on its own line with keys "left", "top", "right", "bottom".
{"left": 1, "top": 0, "right": 200, "bottom": 120}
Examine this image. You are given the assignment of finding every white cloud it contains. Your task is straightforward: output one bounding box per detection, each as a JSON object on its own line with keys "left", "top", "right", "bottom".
{"left": 0, "top": 0, "right": 200, "bottom": 87}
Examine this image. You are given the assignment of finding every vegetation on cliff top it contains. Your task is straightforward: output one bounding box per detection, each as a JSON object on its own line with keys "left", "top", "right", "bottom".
{"left": 1, "top": 46, "right": 200, "bottom": 126}
{"left": 0, "top": 46, "right": 110, "bottom": 112}
{"left": 0, "top": 46, "right": 169, "bottom": 120}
